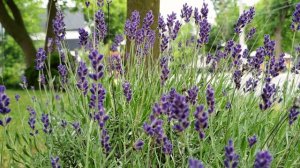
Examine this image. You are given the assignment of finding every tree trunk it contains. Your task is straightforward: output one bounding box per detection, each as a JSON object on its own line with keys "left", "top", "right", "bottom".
{"left": 126, "top": 0, "right": 160, "bottom": 61}
{"left": 44, "top": 0, "right": 57, "bottom": 54}
{"left": 274, "top": 26, "right": 282, "bottom": 58}
{"left": 0, "top": 0, "right": 36, "bottom": 67}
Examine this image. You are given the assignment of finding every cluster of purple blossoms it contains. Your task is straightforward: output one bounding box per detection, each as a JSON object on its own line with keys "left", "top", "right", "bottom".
{"left": 160, "top": 57, "right": 170, "bottom": 85}
{"left": 232, "top": 44, "right": 242, "bottom": 67}
{"left": 61, "top": 120, "right": 67, "bottom": 128}
{"left": 194, "top": 105, "right": 208, "bottom": 139}
{"left": 291, "top": 60, "right": 300, "bottom": 74}
{"left": 291, "top": 3, "right": 300, "bottom": 31}
{"left": 197, "top": 18, "right": 211, "bottom": 46}
{"left": 269, "top": 53, "right": 285, "bottom": 77}
{"left": 53, "top": 10, "right": 66, "bottom": 41}
{"left": 85, "top": 1, "right": 90, "bottom": 7}
{"left": 95, "top": 10, "right": 107, "bottom": 41}
{"left": 124, "top": 10, "right": 140, "bottom": 40}
{"left": 206, "top": 85, "right": 215, "bottom": 114}
{"left": 39, "top": 73, "right": 46, "bottom": 85}
{"left": 108, "top": 53, "right": 123, "bottom": 75}
{"left": 0, "top": 86, "right": 11, "bottom": 127}
{"left": 171, "top": 93, "right": 190, "bottom": 132}
{"left": 158, "top": 15, "right": 167, "bottom": 37}
{"left": 247, "top": 27, "right": 256, "bottom": 40}
{"left": 167, "top": 13, "right": 182, "bottom": 41}
{"left": 263, "top": 35, "right": 275, "bottom": 57}
{"left": 201, "top": 3, "right": 209, "bottom": 19}
{"left": 41, "top": 113, "right": 52, "bottom": 134}
{"left": 27, "top": 106, "right": 38, "bottom": 136}
{"left": 88, "top": 50, "right": 104, "bottom": 81}
{"left": 15, "top": 94, "right": 20, "bottom": 102}
{"left": 233, "top": 70, "right": 242, "bottom": 89}
{"left": 35, "top": 48, "right": 47, "bottom": 71}
{"left": 57, "top": 64, "right": 68, "bottom": 84}
{"left": 224, "top": 40, "right": 235, "bottom": 56}
{"left": 111, "top": 34, "right": 124, "bottom": 51}
{"left": 72, "top": 122, "right": 81, "bottom": 134}
{"left": 89, "top": 83, "right": 106, "bottom": 110}
{"left": 142, "top": 10, "right": 154, "bottom": 30}
{"left": 160, "top": 34, "right": 169, "bottom": 52}
{"left": 186, "top": 86, "right": 199, "bottom": 105}
{"left": 234, "top": 7, "right": 255, "bottom": 34}
{"left": 181, "top": 3, "right": 193, "bottom": 22}
{"left": 189, "top": 158, "right": 204, "bottom": 168}
{"left": 244, "top": 77, "right": 258, "bottom": 92}
{"left": 259, "top": 79, "right": 276, "bottom": 110}
{"left": 143, "top": 117, "right": 172, "bottom": 154}
{"left": 78, "top": 28, "right": 89, "bottom": 47}
{"left": 242, "top": 49, "right": 249, "bottom": 59}
{"left": 248, "top": 135, "right": 257, "bottom": 148}
{"left": 134, "top": 139, "right": 144, "bottom": 150}
{"left": 51, "top": 156, "right": 61, "bottom": 168}
{"left": 224, "top": 139, "right": 239, "bottom": 168}
{"left": 249, "top": 47, "right": 265, "bottom": 73}
{"left": 122, "top": 81, "right": 132, "bottom": 102}
{"left": 101, "top": 129, "right": 111, "bottom": 153}
{"left": 288, "top": 105, "right": 300, "bottom": 125}
{"left": 254, "top": 150, "right": 273, "bottom": 168}
{"left": 76, "top": 62, "right": 89, "bottom": 95}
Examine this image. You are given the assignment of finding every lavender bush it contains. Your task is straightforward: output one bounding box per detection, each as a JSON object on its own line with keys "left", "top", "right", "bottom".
{"left": 1, "top": 1, "right": 300, "bottom": 167}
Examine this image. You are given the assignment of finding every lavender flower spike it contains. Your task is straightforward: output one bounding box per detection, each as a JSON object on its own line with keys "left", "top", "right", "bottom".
{"left": 189, "top": 158, "right": 204, "bottom": 168}
{"left": 194, "top": 105, "right": 208, "bottom": 139}
{"left": 234, "top": 7, "right": 255, "bottom": 33}
{"left": 122, "top": 81, "right": 132, "bottom": 102}
{"left": 41, "top": 113, "right": 52, "bottom": 134}
{"left": 254, "top": 150, "right": 273, "bottom": 168}
{"left": 51, "top": 156, "right": 61, "bottom": 168}
{"left": 78, "top": 28, "right": 89, "bottom": 46}
{"left": 27, "top": 106, "right": 38, "bottom": 136}
{"left": 134, "top": 139, "right": 144, "bottom": 150}
{"left": 88, "top": 50, "right": 104, "bottom": 81}
{"left": 206, "top": 85, "right": 215, "bottom": 114}
{"left": 35, "top": 48, "right": 47, "bottom": 71}
{"left": 248, "top": 135, "right": 257, "bottom": 148}
{"left": 186, "top": 86, "right": 199, "bottom": 105}
{"left": 0, "top": 85, "right": 11, "bottom": 127}
{"left": 224, "top": 139, "right": 239, "bottom": 168}
{"left": 181, "top": 3, "right": 193, "bottom": 23}
{"left": 53, "top": 10, "right": 66, "bottom": 41}
{"left": 76, "top": 61, "right": 89, "bottom": 95}
{"left": 95, "top": 10, "right": 107, "bottom": 40}
{"left": 291, "top": 3, "right": 300, "bottom": 31}
{"left": 57, "top": 64, "right": 68, "bottom": 84}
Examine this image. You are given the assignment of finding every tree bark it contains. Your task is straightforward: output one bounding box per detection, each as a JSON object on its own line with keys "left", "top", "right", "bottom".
{"left": 44, "top": 0, "right": 57, "bottom": 54}
{"left": 0, "top": 0, "right": 36, "bottom": 67}
{"left": 126, "top": 0, "right": 160, "bottom": 61}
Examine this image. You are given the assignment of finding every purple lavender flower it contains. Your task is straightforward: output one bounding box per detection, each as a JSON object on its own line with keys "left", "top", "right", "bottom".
{"left": 15, "top": 94, "right": 20, "bottom": 102}
{"left": 167, "top": 12, "right": 177, "bottom": 32}
{"left": 111, "top": 34, "right": 124, "bottom": 51}
{"left": 247, "top": 27, "right": 256, "bottom": 40}
{"left": 51, "top": 156, "right": 61, "bottom": 168}
{"left": 242, "top": 49, "right": 249, "bottom": 58}
{"left": 234, "top": 7, "right": 255, "bottom": 34}
{"left": 160, "top": 57, "right": 170, "bottom": 85}
{"left": 142, "top": 10, "right": 154, "bottom": 30}
{"left": 35, "top": 48, "right": 47, "bottom": 71}
{"left": 194, "top": 7, "right": 201, "bottom": 24}
{"left": 76, "top": 61, "right": 89, "bottom": 95}
{"left": 181, "top": 3, "right": 193, "bottom": 22}
{"left": 263, "top": 35, "right": 275, "bottom": 57}
{"left": 108, "top": 53, "right": 123, "bottom": 74}
{"left": 194, "top": 105, "right": 208, "bottom": 139}
{"left": 259, "top": 80, "right": 276, "bottom": 110}
{"left": 224, "top": 139, "right": 239, "bottom": 168}
{"left": 206, "top": 85, "right": 215, "bottom": 114}
{"left": 57, "top": 64, "right": 68, "bottom": 84}
{"left": 189, "top": 158, "right": 204, "bottom": 168}
{"left": 78, "top": 28, "right": 89, "bottom": 46}
{"left": 134, "top": 139, "right": 144, "bottom": 150}
{"left": 233, "top": 70, "right": 242, "bottom": 89}
{"left": 0, "top": 86, "right": 11, "bottom": 127}
{"left": 160, "top": 34, "right": 169, "bottom": 52}
{"left": 171, "top": 93, "right": 190, "bottom": 132}
{"left": 244, "top": 77, "right": 258, "bottom": 92}
{"left": 122, "top": 81, "right": 132, "bottom": 102}
{"left": 291, "top": 3, "right": 300, "bottom": 31}
{"left": 225, "top": 40, "right": 235, "bottom": 56}
{"left": 158, "top": 15, "right": 167, "bottom": 37}
{"left": 162, "top": 137, "right": 172, "bottom": 154}
{"left": 201, "top": 3, "right": 209, "bottom": 19}
{"left": 41, "top": 113, "right": 52, "bottom": 134}
{"left": 289, "top": 106, "right": 300, "bottom": 125}
{"left": 95, "top": 10, "right": 107, "bottom": 40}
{"left": 27, "top": 107, "right": 38, "bottom": 136}
{"left": 125, "top": 11, "right": 140, "bottom": 40}
{"left": 101, "top": 129, "right": 111, "bottom": 153}
{"left": 171, "top": 20, "right": 181, "bottom": 40}
{"left": 186, "top": 86, "right": 199, "bottom": 105}
{"left": 72, "top": 122, "right": 81, "bottom": 134}
{"left": 254, "top": 150, "right": 273, "bottom": 168}
{"left": 88, "top": 50, "right": 104, "bottom": 81}
{"left": 39, "top": 73, "right": 46, "bottom": 85}
{"left": 85, "top": 1, "right": 90, "bottom": 7}
{"left": 89, "top": 83, "right": 106, "bottom": 109}
{"left": 248, "top": 135, "right": 257, "bottom": 148}
{"left": 53, "top": 10, "right": 65, "bottom": 41}
{"left": 197, "top": 18, "right": 211, "bottom": 46}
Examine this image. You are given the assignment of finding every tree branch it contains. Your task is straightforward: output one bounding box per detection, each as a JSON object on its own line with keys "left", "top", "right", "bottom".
{"left": 6, "top": 0, "right": 26, "bottom": 28}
